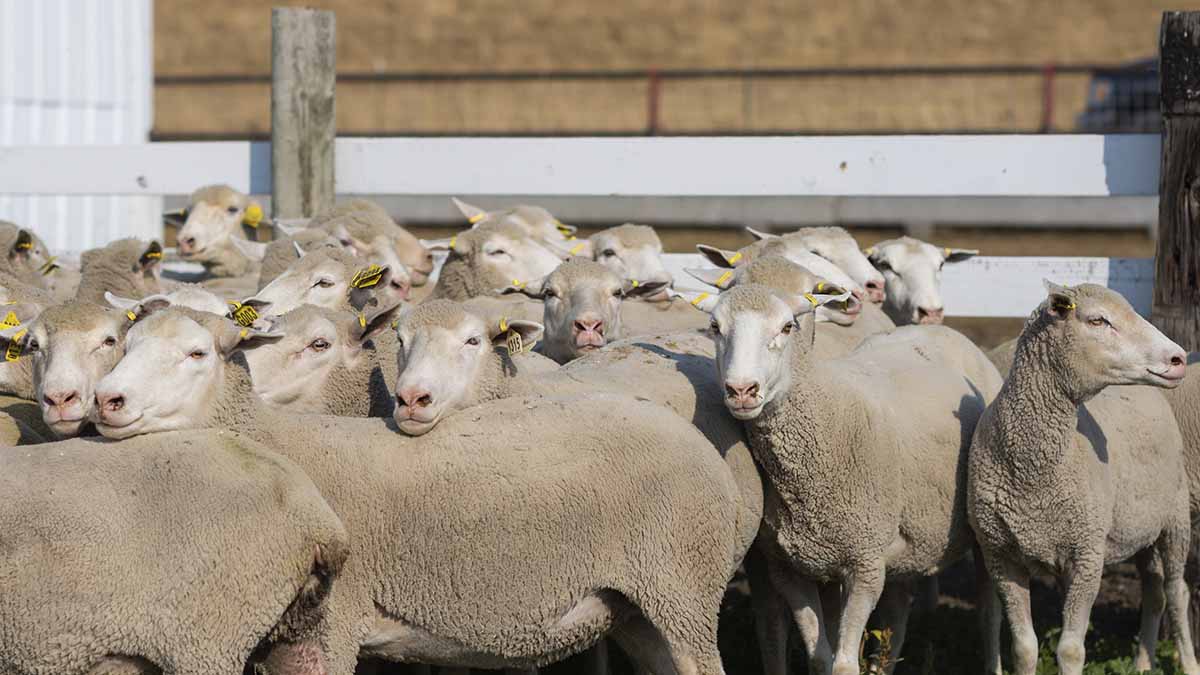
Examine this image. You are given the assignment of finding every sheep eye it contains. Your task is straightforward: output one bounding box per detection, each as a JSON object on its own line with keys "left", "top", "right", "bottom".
{"left": 226, "top": 206, "right": 239, "bottom": 215}
{"left": 875, "top": 260, "right": 892, "bottom": 272}
{"left": 489, "top": 249, "right": 507, "bottom": 256}
{"left": 310, "top": 338, "right": 331, "bottom": 351}
{"left": 314, "top": 278, "right": 335, "bottom": 288}
{"left": 26, "top": 339, "right": 39, "bottom": 352}
{"left": 709, "top": 321, "right": 721, "bottom": 335}
{"left": 781, "top": 322, "right": 794, "bottom": 335}
{"left": 102, "top": 336, "right": 117, "bottom": 348}
{"left": 602, "top": 249, "right": 617, "bottom": 258}
{"left": 465, "top": 336, "right": 481, "bottom": 346}
{"left": 938, "top": 261, "right": 945, "bottom": 271}
{"left": 1088, "top": 317, "right": 1110, "bottom": 328}
{"left": 189, "top": 349, "right": 206, "bottom": 359}
{"left": 542, "top": 288, "right": 558, "bottom": 299}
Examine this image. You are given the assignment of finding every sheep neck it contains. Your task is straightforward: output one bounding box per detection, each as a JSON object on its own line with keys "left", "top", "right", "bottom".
{"left": 989, "top": 321, "right": 1081, "bottom": 475}
{"left": 205, "top": 353, "right": 270, "bottom": 432}
{"left": 322, "top": 348, "right": 385, "bottom": 417}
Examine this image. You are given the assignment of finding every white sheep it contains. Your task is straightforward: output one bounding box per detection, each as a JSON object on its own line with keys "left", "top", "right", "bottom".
{"left": 423, "top": 220, "right": 568, "bottom": 301}
{"left": 701, "top": 282, "right": 1003, "bottom": 675}
{"left": 241, "top": 246, "right": 409, "bottom": 317}
{"left": 0, "top": 429, "right": 349, "bottom": 674}
{"left": 863, "top": 236, "right": 978, "bottom": 325}
{"left": 167, "top": 184, "right": 264, "bottom": 278}
{"left": 968, "top": 282, "right": 1198, "bottom": 675}
{"left": 74, "top": 238, "right": 165, "bottom": 306}
{"left": 91, "top": 307, "right": 743, "bottom": 675}
{"left": 744, "top": 226, "right": 886, "bottom": 303}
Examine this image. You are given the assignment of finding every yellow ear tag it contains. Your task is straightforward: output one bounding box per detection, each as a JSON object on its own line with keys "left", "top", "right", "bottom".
{"left": 816, "top": 282, "right": 826, "bottom": 292}
{"left": 351, "top": 264, "right": 384, "bottom": 289}
{"left": 630, "top": 279, "right": 640, "bottom": 288}
{"left": 239, "top": 328, "right": 249, "bottom": 340}
{"left": 229, "top": 302, "right": 259, "bottom": 328}
{"left": 690, "top": 292, "right": 710, "bottom": 307}
{"left": 569, "top": 242, "right": 586, "bottom": 256}
{"left": 511, "top": 279, "right": 525, "bottom": 290}
{"left": 804, "top": 293, "right": 819, "bottom": 307}
{"left": 555, "top": 221, "right": 573, "bottom": 236}
{"left": 506, "top": 329, "right": 524, "bottom": 356}
{"left": 14, "top": 241, "right": 31, "bottom": 251}
{"left": 727, "top": 252, "right": 743, "bottom": 264}
{"left": 125, "top": 310, "right": 138, "bottom": 322}
{"left": 864, "top": 247, "right": 876, "bottom": 256}
{"left": 5, "top": 329, "right": 26, "bottom": 362}
{"left": 943, "top": 247, "right": 952, "bottom": 257}
{"left": 0, "top": 312, "right": 19, "bottom": 329}
{"left": 715, "top": 270, "right": 733, "bottom": 287}
{"left": 243, "top": 203, "right": 264, "bottom": 228}
{"left": 1052, "top": 298, "right": 1076, "bottom": 312}
{"left": 499, "top": 317, "right": 509, "bottom": 333}
{"left": 448, "top": 236, "right": 457, "bottom": 250}
{"left": 39, "top": 256, "right": 59, "bottom": 275}
{"left": 358, "top": 313, "right": 368, "bottom": 329}
{"left": 467, "top": 213, "right": 486, "bottom": 224}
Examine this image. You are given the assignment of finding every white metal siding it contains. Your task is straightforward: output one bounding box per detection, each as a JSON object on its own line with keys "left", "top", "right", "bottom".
{"left": 0, "top": 0, "right": 157, "bottom": 254}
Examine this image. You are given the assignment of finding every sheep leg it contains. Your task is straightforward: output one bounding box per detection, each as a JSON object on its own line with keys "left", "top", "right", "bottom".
{"left": 609, "top": 615, "right": 677, "bottom": 674}
{"left": 1158, "top": 522, "right": 1200, "bottom": 675}
{"left": 972, "top": 544, "right": 1003, "bottom": 675}
{"left": 1056, "top": 557, "right": 1103, "bottom": 675}
{"left": 983, "top": 553, "right": 1037, "bottom": 675}
{"left": 745, "top": 547, "right": 789, "bottom": 675}
{"left": 830, "top": 565, "right": 885, "bottom": 675}
{"left": 1134, "top": 548, "right": 1166, "bottom": 672}
{"left": 768, "top": 562, "right": 834, "bottom": 675}
{"left": 874, "top": 579, "right": 915, "bottom": 675}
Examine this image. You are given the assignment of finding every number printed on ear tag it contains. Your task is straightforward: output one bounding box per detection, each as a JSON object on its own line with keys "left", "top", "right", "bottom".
{"left": 506, "top": 329, "right": 524, "bottom": 356}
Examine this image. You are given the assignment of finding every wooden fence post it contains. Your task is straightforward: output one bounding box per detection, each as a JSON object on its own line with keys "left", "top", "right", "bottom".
{"left": 1154, "top": 11, "right": 1200, "bottom": 350}
{"left": 271, "top": 7, "right": 336, "bottom": 220}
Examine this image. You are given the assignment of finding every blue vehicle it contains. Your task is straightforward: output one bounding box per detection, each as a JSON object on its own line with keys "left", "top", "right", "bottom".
{"left": 1075, "top": 58, "right": 1159, "bottom": 132}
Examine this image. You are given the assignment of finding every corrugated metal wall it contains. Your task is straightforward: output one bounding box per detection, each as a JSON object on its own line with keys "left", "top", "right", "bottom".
{"left": 0, "top": 0, "right": 159, "bottom": 254}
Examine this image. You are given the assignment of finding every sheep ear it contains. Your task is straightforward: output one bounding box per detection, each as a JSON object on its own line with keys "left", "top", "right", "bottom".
{"left": 0, "top": 322, "right": 30, "bottom": 361}
{"left": 622, "top": 279, "right": 670, "bottom": 298}
{"left": 421, "top": 237, "right": 456, "bottom": 252}
{"left": 216, "top": 320, "right": 284, "bottom": 359}
{"left": 162, "top": 208, "right": 188, "bottom": 228}
{"left": 451, "top": 197, "right": 490, "bottom": 226}
{"left": 116, "top": 293, "right": 173, "bottom": 322}
{"left": 348, "top": 264, "right": 394, "bottom": 311}
{"left": 352, "top": 299, "right": 404, "bottom": 344}
{"left": 488, "top": 318, "right": 543, "bottom": 354}
{"left": 554, "top": 220, "right": 578, "bottom": 237}
{"left": 793, "top": 286, "right": 854, "bottom": 317}
{"left": 671, "top": 289, "right": 719, "bottom": 313}
{"left": 329, "top": 223, "right": 370, "bottom": 256}
{"left": 744, "top": 226, "right": 777, "bottom": 241}
{"left": 863, "top": 246, "right": 880, "bottom": 263}
{"left": 138, "top": 241, "right": 164, "bottom": 278}
{"left": 544, "top": 237, "right": 591, "bottom": 259}
{"left": 104, "top": 292, "right": 139, "bottom": 311}
{"left": 10, "top": 229, "right": 35, "bottom": 262}
{"left": 273, "top": 219, "right": 310, "bottom": 237}
{"left": 696, "top": 244, "right": 745, "bottom": 269}
{"left": 1044, "top": 279, "right": 1077, "bottom": 317}
{"left": 497, "top": 276, "right": 547, "bottom": 299}
{"left": 942, "top": 247, "right": 979, "bottom": 263}
{"left": 684, "top": 267, "right": 737, "bottom": 290}
{"left": 230, "top": 236, "right": 269, "bottom": 262}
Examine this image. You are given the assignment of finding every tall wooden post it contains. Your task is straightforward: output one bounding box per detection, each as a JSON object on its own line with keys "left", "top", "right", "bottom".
{"left": 271, "top": 7, "right": 336, "bottom": 220}
{"left": 1154, "top": 11, "right": 1200, "bottom": 349}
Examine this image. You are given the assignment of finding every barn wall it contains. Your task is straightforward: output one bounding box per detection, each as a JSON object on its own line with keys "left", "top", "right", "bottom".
{"left": 0, "top": 0, "right": 158, "bottom": 254}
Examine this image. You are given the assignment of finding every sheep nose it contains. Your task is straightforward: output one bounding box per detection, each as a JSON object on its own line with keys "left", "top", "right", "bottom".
{"left": 43, "top": 390, "right": 78, "bottom": 408}
{"left": 396, "top": 387, "right": 433, "bottom": 410}
{"left": 724, "top": 380, "right": 760, "bottom": 407}
{"left": 864, "top": 279, "right": 886, "bottom": 303}
{"left": 179, "top": 237, "right": 196, "bottom": 253}
{"left": 917, "top": 307, "right": 945, "bottom": 325}
{"left": 574, "top": 319, "right": 604, "bottom": 336}
{"left": 97, "top": 392, "right": 125, "bottom": 413}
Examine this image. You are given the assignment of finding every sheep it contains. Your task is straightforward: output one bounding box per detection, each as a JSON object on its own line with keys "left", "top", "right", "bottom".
{"left": 425, "top": 221, "right": 567, "bottom": 301}
{"left": 239, "top": 302, "right": 402, "bottom": 417}
{"left": 105, "top": 284, "right": 231, "bottom": 317}
{"left": 233, "top": 227, "right": 341, "bottom": 291}
{"left": 863, "top": 236, "right": 978, "bottom": 325}
{"left": 309, "top": 198, "right": 436, "bottom": 286}
{"left": 0, "top": 221, "right": 52, "bottom": 283}
{"left": 451, "top": 196, "right": 576, "bottom": 245}
{"left": 0, "top": 300, "right": 148, "bottom": 438}
{"left": 0, "top": 428, "right": 350, "bottom": 675}
{"left": 544, "top": 223, "right": 673, "bottom": 297}
{"left": 91, "top": 307, "right": 742, "bottom": 675}
{"left": 968, "top": 282, "right": 1199, "bottom": 675}
{"left": 744, "top": 226, "right": 886, "bottom": 303}
{"left": 241, "top": 247, "right": 409, "bottom": 317}
{"left": 700, "top": 282, "right": 1003, "bottom": 675}
{"left": 0, "top": 278, "right": 53, "bottom": 400}
{"left": 987, "top": 337, "right": 1018, "bottom": 377}
{"left": 498, "top": 258, "right": 669, "bottom": 363}
{"left": 74, "top": 238, "right": 165, "bottom": 306}
{"left": 168, "top": 184, "right": 264, "bottom": 277}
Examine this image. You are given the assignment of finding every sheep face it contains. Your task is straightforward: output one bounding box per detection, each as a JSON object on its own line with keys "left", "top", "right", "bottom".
{"left": 244, "top": 248, "right": 408, "bottom": 316}
{"left": 1033, "top": 282, "right": 1187, "bottom": 396}
{"left": 392, "top": 300, "right": 542, "bottom": 436}
{"left": 0, "top": 302, "right": 133, "bottom": 438}
{"left": 708, "top": 284, "right": 849, "bottom": 421}
{"left": 429, "top": 221, "right": 568, "bottom": 299}
{"left": 452, "top": 197, "right": 575, "bottom": 245}
{"left": 93, "top": 311, "right": 277, "bottom": 439}
{"left": 686, "top": 257, "right": 860, "bottom": 326}
{"left": 752, "top": 228, "right": 885, "bottom": 303}
{"left": 589, "top": 225, "right": 673, "bottom": 301}
{"left": 866, "top": 237, "right": 977, "bottom": 325}
{"left": 322, "top": 220, "right": 419, "bottom": 290}
{"left": 240, "top": 305, "right": 375, "bottom": 412}
{"left": 176, "top": 186, "right": 252, "bottom": 262}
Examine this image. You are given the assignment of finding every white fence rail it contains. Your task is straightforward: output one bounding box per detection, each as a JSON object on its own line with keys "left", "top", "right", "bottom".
{"left": 0, "top": 134, "right": 1161, "bottom": 197}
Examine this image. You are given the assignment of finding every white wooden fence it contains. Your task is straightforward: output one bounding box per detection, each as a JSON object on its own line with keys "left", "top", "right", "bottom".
{"left": 0, "top": 133, "right": 1162, "bottom": 318}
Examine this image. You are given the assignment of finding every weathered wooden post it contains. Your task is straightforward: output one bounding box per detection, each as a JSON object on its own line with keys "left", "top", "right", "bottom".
{"left": 271, "top": 7, "right": 336, "bottom": 220}
{"left": 1154, "top": 11, "right": 1200, "bottom": 349}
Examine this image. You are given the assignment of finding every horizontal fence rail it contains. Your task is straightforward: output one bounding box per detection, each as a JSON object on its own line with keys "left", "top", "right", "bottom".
{"left": 0, "top": 134, "right": 1162, "bottom": 197}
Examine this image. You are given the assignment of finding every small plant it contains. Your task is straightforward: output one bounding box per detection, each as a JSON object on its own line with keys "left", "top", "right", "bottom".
{"left": 860, "top": 627, "right": 902, "bottom": 674}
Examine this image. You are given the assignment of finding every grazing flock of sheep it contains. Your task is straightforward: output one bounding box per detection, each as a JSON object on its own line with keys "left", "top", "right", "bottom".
{"left": 0, "top": 184, "right": 1198, "bottom": 675}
